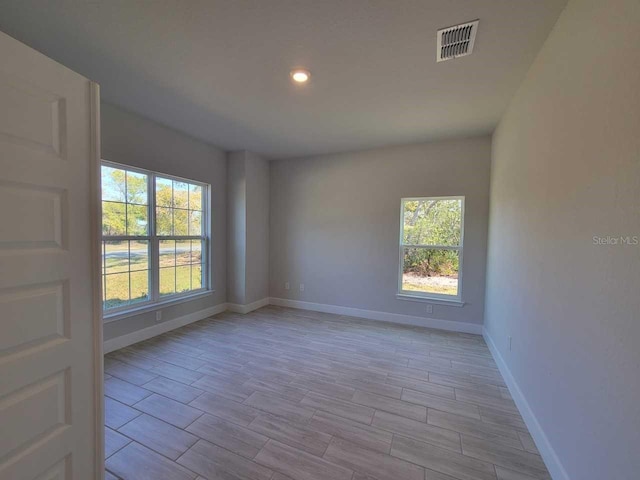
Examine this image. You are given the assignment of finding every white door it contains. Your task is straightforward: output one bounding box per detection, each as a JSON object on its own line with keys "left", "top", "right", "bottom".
{"left": 0, "top": 32, "right": 103, "bottom": 479}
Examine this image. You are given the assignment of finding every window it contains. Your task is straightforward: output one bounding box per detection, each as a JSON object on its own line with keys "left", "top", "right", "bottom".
{"left": 399, "top": 196, "right": 464, "bottom": 301}
{"left": 101, "top": 161, "right": 210, "bottom": 315}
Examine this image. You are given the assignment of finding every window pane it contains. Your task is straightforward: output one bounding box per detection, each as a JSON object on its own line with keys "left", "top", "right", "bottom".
{"left": 101, "top": 166, "right": 126, "bottom": 202}
{"left": 102, "top": 201, "right": 126, "bottom": 236}
{"left": 174, "top": 209, "right": 189, "bottom": 235}
{"left": 127, "top": 204, "right": 148, "bottom": 235}
{"left": 174, "top": 240, "right": 190, "bottom": 265}
{"left": 176, "top": 265, "right": 191, "bottom": 293}
{"left": 104, "top": 241, "right": 129, "bottom": 274}
{"left": 156, "top": 177, "right": 173, "bottom": 207}
{"left": 160, "top": 240, "right": 175, "bottom": 267}
{"left": 189, "top": 210, "right": 202, "bottom": 235}
{"left": 126, "top": 171, "right": 148, "bottom": 205}
{"left": 160, "top": 267, "right": 176, "bottom": 296}
{"left": 156, "top": 207, "right": 173, "bottom": 235}
{"left": 191, "top": 264, "right": 202, "bottom": 290}
{"left": 191, "top": 240, "right": 202, "bottom": 265}
{"left": 104, "top": 272, "right": 129, "bottom": 309}
{"left": 102, "top": 241, "right": 151, "bottom": 311}
{"left": 173, "top": 181, "right": 189, "bottom": 208}
{"left": 403, "top": 199, "right": 462, "bottom": 246}
{"left": 129, "top": 241, "right": 149, "bottom": 271}
{"left": 130, "top": 270, "right": 150, "bottom": 304}
{"left": 402, "top": 247, "right": 459, "bottom": 296}
{"left": 189, "top": 184, "right": 202, "bottom": 210}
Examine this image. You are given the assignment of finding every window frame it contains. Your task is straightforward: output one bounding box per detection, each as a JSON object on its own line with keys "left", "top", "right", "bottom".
{"left": 397, "top": 196, "right": 465, "bottom": 303}
{"left": 101, "top": 160, "right": 212, "bottom": 319}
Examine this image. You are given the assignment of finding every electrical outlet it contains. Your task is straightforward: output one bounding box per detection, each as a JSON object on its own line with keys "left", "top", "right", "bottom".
{"left": 285, "top": 282, "right": 290, "bottom": 290}
{"left": 508, "top": 336, "right": 512, "bottom": 351}
{"left": 299, "top": 283, "right": 305, "bottom": 292}
{"left": 156, "top": 310, "right": 162, "bottom": 323}
{"left": 426, "top": 304, "right": 433, "bottom": 314}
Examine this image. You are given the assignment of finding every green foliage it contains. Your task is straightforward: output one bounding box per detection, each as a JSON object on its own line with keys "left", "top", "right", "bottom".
{"left": 403, "top": 199, "right": 461, "bottom": 246}
{"left": 402, "top": 199, "right": 461, "bottom": 277}
{"left": 101, "top": 167, "right": 203, "bottom": 237}
{"left": 403, "top": 248, "right": 459, "bottom": 277}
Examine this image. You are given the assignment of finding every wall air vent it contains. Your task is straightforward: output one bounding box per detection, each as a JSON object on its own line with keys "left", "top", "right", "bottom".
{"left": 437, "top": 20, "right": 479, "bottom": 62}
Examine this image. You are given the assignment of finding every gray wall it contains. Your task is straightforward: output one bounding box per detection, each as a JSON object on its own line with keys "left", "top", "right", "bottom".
{"left": 101, "top": 103, "right": 227, "bottom": 341}
{"left": 484, "top": 0, "right": 640, "bottom": 478}
{"left": 227, "top": 151, "right": 247, "bottom": 305}
{"left": 226, "top": 150, "right": 270, "bottom": 305}
{"left": 270, "top": 136, "right": 491, "bottom": 326}
{"left": 245, "top": 152, "right": 270, "bottom": 304}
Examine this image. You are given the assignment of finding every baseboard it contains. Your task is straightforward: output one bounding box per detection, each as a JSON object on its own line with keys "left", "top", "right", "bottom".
{"left": 269, "top": 297, "right": 482, "bottom": 334}
{"left": 103, "top": 303, "right": 228, "bottom": 354}
{"left": 227, "top": 297, "right": 270, "bottom": 314}
{"left": 483, "top": 328, "right": 569, "bottom": 480}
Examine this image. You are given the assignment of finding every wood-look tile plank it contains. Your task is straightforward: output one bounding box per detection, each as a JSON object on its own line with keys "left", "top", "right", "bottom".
{"left": 429, "top": 372, "right": 504, "bottom": 395}
{"left": 105, "top": 470, "right": 119, "bottom": 480}
{"left": 105, "top": 361, "right": 158, "bottom": 386}
{"left": 191, "top": 374, "right": 255, "bottom": 402}
{"left": 105, "top": 377, "right": 152, "bottom": 405}
{"left": 242, "top": 378, "right": 308, "bottom": 402}
{"left": 336, "top": 376, "right": 403, "bottom": 399}
{"left": 105, "top": 427, "right": 131, "bottom": 458}
{"left": 134, "top": 394, "right": 203, "bottom": 428}
{"left": 186, "top": 413, "right": 268, "bottom": 459}
{"left": 105, "top": 396, "right": 141, "bottom": 429}
{"left": 309, "top": 410, "right": 392, "bottom": 454}
{"left": 106, "top": 442, "right": 197, "bottom": 480}
{"left": 254, "top": 439, "right": 353, "bottom": 480}
{"left": 248, "top": 413, "right": 331, "bottom": 456}
{"left": 190, "top": 392, "right": 260, "bottom": 426}
{"left": 301, "top": 391, "right": 375, "bottom": 424}
{"left": 352, "top": 390, "right": 427, "bottom": 422}
{"left": 141, "top": 376, "right": 204, "bottom": 404}
{"left": 119, "top": 414, "right": 198, "bottom": 460}
{"left": 149, "top": 363, "right": 204, "bottom": 385}
{"left": 401, "top": 388, "right": 481, "bottom": 419}
{"left": 517, "top": 431, "right": 540, "bottom": 455}
{"left": 461, "top": 434, "right": 550, "bottom": 479}
{"left": 390, "top": 435, "right": 497, "bottom": 480}
{"left": 290, "top": 375, "right": 356, "bottom": 400}
{"left": 324, "top": 436, "right": 424, "bottom": 480}
{"left": 372, "top": 410, "right": 461, "bottom": 452}
{"left": 479, "top": 406, "right": 528, "bottom": 431}
{"left": 455, "top": 387, "right": 521, "bottom": 415}
{"left": 178, "top": 439, "right": 273, "bottom": 480}
{"left": 424, "top": 469, "right": 464, "bottom": 480}
{"left": 428, "top": 409, "right": 523, "bottom": 450}
{"left": 495, "top": 465, "right": 544, "bottom": 480}
{"left": 244, "top": 391, "right": 316, "bottom": 424}
{"left": 386, "top": 374, "right": 456, "bottom": 399}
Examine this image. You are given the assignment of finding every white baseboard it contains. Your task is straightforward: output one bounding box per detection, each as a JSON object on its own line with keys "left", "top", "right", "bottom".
{"left": 104, "top": 303, "right": 228, "bottom": 354}
{"left": 269, "top": 297, "right": 482, "bottom": 334}
{"left": 227, "top": 297, "right": 270, "bottom": 314}
{"left": 483, "top": 328, "right": 569, "bottom": 480}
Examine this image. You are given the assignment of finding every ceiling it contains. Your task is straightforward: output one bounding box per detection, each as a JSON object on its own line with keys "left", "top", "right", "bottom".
{"left": 0, "top": 1, "right": 566, "bottom": 159}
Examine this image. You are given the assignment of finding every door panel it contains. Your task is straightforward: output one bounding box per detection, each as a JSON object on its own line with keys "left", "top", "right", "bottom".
{"left": 0, "top": 31, "right": 101, "bottom": 480}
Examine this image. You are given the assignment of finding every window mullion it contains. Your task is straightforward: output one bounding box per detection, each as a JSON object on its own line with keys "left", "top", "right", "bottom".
{"left": 150, "top": 173, "right": 160, "bottom": 303}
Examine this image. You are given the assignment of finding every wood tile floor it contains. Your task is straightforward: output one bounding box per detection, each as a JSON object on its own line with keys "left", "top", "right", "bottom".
{"left": 104, "top": 306, "right": 551, "bottom": 480}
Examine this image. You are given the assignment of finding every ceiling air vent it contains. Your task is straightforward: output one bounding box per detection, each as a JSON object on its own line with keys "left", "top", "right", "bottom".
{"left": 437, "top": 20, "right": 479, "bottom": 62}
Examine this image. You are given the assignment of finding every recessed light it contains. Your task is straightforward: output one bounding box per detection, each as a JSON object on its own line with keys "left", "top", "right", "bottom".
{"left": 290, "top": 69, "right": 310, "bottom": 83}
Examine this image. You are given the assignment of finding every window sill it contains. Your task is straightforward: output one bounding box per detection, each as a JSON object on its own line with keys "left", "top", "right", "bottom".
{"left": 103, "top": 290, "right": 214, "bottom": 323}
{"left": 396, "top": 293, "right": 465, "bottom": 307}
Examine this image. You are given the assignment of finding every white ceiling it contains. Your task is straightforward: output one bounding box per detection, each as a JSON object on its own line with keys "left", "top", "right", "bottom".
{"left": 0, "top": 1, "right": 566, "bottom": 159}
